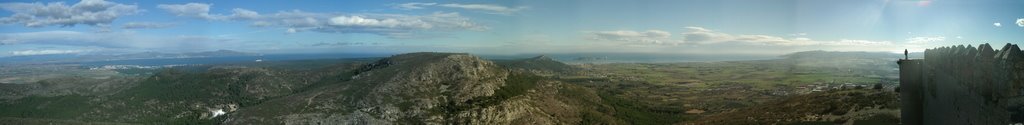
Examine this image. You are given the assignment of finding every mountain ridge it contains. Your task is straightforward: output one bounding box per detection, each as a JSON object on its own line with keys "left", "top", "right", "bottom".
{"left": 223, "top": 52, "right": 609, "bottom": 124}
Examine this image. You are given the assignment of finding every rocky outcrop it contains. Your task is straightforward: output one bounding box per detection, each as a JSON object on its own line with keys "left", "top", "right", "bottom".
{"left": 225, "top": 52, "right": 591, "bottom": 125}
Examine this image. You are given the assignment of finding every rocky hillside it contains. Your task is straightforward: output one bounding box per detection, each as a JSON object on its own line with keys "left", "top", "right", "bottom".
{"left": 0, "top": 59, "right": 371, "bottom": 124}
{"left": 1, "top": 52, "right": 691, "bottom": 124}
{"left": 223, "top": 52, "right": 614, "bottom": 124}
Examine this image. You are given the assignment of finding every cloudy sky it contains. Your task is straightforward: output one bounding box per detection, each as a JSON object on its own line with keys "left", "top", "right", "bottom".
{"left": 0, "top": 0, "right": 1022, "bottom": 57}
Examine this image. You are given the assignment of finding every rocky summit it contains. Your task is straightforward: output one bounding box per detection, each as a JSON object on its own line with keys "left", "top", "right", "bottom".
{"left": 223, "top": 52, "right": 606, "bottom": 124}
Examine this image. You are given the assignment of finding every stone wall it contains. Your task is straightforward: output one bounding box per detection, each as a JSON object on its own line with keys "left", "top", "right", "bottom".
{"left": 899, "top": 43, "right": 1024, "bottom": 125}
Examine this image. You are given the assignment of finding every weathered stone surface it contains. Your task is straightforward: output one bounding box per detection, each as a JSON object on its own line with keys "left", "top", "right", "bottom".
{"left": 979, "top": 43, "right": 995, "bottom": 60}
{"left": 900, "top": 43, "right": 1024, "bottom": 125}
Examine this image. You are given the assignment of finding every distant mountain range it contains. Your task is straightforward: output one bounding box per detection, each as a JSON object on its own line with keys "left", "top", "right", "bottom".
{"left": 0, "top": 50, "right": 258, "bottom": 64}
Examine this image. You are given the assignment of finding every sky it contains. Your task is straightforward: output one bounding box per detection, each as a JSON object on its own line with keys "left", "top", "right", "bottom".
{"left": 0, "top": 0, "right": 1022, "bottom": 57}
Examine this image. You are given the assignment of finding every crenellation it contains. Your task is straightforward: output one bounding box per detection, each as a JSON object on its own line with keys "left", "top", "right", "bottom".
{"left": 901, "top": 43, "right": 1024, "bottom": 125}
{"left": 979, "top": 43, "right": 995, "bottom": 60}
{"left": 966, "top": 45, "right": 977, "bottom": 59}
{"left": 997, "top": 43, "right": 1012, "bottom": 59}
{"left": 1004, "top": 44, "right": 1022, "bottom": 62}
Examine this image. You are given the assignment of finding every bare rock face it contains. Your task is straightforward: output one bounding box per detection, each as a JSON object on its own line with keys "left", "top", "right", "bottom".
{"left": 349, "top": 53, "right": 509, "bottom": 123}
{"left": 224, "top": 52, "right": 574, "bottom": 125}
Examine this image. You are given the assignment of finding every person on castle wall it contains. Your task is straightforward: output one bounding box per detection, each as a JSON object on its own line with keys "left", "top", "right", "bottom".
{"left": 905, "top": 49, "right": 909, "bottom": 60}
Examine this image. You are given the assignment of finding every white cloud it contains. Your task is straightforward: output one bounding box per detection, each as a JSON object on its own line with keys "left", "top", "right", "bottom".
{"left": 994, "top": 22, "right": 1002, "bottom": 27}
{"left": 393, "top": 3, "right": 526, "bottom": 15}
{"left": 645, "top": 30, "right": 672, "bottom": 38}
{"left": 438, "top": 3, "right": 527, "bottom": 14}
{"left": 680, "top": 27, "right": 817, "bottom": 46}
{"left": 285, "top": 28, "right": 297, "bottom": 33}
{"left": 250, "top": 21, "right": 272, "bottom": 27}
{"left": 230, "top": 8, "right": 260, "bottom": 20}
{"left": 735, "top": 35, "right": 818, "bottom": 46}
{"left": 121, "top": 22, "right": 174, "bottom": 29}
{"left": 1017, "top": 18, "right": 1024, "bottom": 27}
{"left": 10, "top": 49, "right": 89, "bottom": 56}
{"left": 0, "top": 30, "right": 235, "bottom": 50}
{"left": 0, "top": 0, "right": 141, "bottom": 27}
{"left": 309, "top": 12, "right": 487, "bottom": 38}
{"left": 826, "top": 39, "right": 892, "bottom": 46}
{"left": 310, "top": 41, "right": 377, "bottom": 47}
{"left": 157, "top": 3, "right": 224, "bottom": 20}
{"left": 327, "top": 16, "right": 431, "bottom": 29}
{"left": 590, "top": 30, "right": 670, "bottom": 39}
{"left": 674, "top": 26, "right": 893, "bottom": 47}
{"left": 394, "top": 2, "right": 436, "bottom": 10}
{"left": 680, "top": 27, "right": 726, "bottom": 43}
{"left": 586, "top": 30, "right": 677, "bottom": 45}
{"left": 906, "top": 36, "right": 945, "bottom": 44}
{"left": 157, "top": 4, "right": 487, "bottom": 38}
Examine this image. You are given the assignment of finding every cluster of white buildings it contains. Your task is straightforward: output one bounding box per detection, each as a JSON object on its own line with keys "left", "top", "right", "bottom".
{"left": 795, "top": 82, "right": 878, "bottom": 94}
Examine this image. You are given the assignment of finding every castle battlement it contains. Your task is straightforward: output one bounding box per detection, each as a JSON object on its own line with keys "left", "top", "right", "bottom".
{"left": 899, "top": 43, "right": 1024, "bottom": 125}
